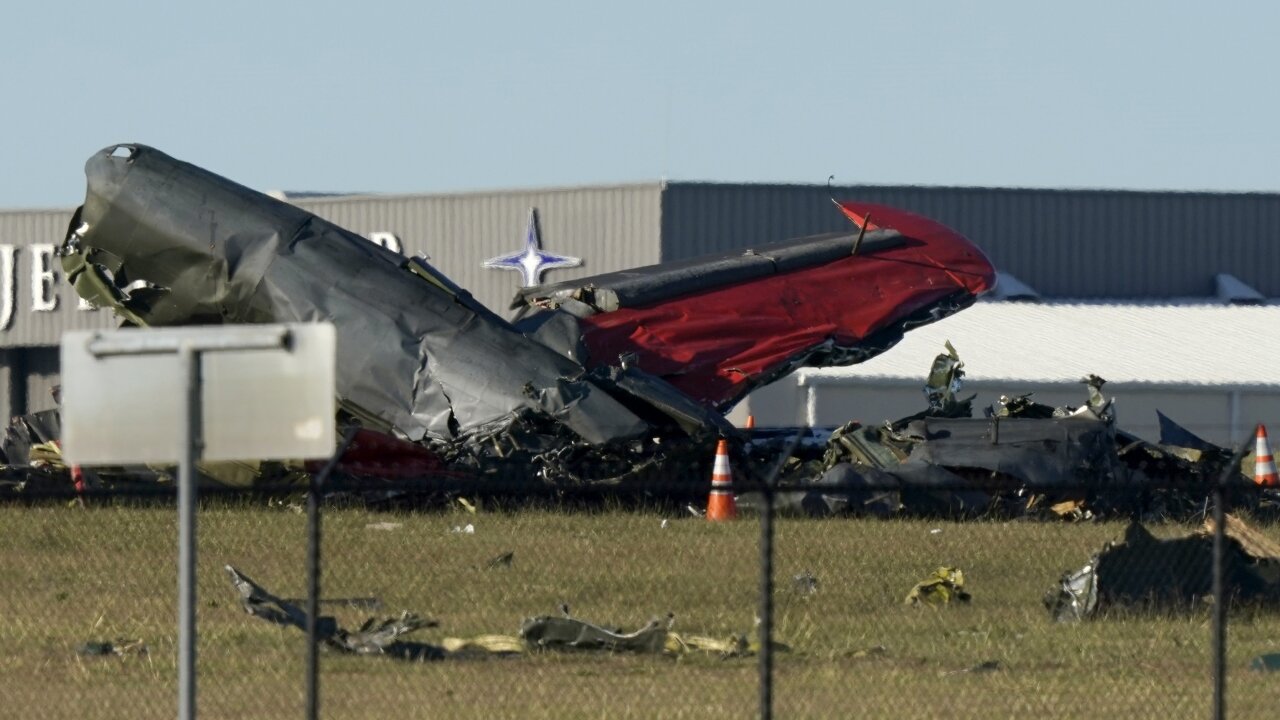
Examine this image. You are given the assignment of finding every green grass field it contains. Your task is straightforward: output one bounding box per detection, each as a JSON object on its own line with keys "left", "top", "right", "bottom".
{"left": 1, "top": 504, "right": 1276, "bottom": 719}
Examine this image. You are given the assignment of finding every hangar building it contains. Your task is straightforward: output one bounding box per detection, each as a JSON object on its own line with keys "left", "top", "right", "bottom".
{"left": 1, "top": 178, "right": 1277, "bottom": 443}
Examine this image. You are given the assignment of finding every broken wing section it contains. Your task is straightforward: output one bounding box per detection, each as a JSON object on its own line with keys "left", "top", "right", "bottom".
{"left": 60, "top": 144, "right": 648, "bottom": 445}
{"left": 513, "top": 202, "right": 995, "bottom": 409}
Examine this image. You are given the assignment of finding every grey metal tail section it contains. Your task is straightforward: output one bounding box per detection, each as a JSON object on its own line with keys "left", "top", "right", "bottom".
{"left": 61, "top": 144, "right": 648, "bottom": 445}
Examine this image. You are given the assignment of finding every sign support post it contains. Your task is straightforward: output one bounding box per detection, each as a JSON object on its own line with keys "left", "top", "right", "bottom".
{"left": 75, "top": 325, "right": 323, "bottom": 720}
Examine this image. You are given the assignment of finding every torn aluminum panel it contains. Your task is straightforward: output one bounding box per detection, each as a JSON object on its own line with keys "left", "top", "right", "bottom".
{"left": 899, "top": 415, "right": 1122, "bottom": 489}
{"left": 225, "top": 565, "right": 442, "bottom": 659}
{"left": 1045, "top": 515, "right": 1280, "bottom": 621}
{"left": 514, "top": 203, "right": 996, "bottom": 410}
{"left": 519, "top": 607, "right": 673, "bottom": 654}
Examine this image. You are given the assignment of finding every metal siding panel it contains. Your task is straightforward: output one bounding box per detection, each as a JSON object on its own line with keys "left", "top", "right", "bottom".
{"left": 0, "top": 350, "right": 14, "bottom": 419}
{"left": 22, "top": 347, "right": 60, "bottom": 413}
{"left": 662, "top": 184, "right": 1280, "bottom": 298}
{"left": 296, "top": 184, "right": 664, "bottom": 315}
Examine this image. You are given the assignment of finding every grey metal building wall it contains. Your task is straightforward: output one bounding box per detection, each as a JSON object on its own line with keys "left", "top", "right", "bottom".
{"left": 660, "top": 183, "right": 1280, "bottom": 298}
{"left": 296, "top": 183, "right": 665, "bottom": 315}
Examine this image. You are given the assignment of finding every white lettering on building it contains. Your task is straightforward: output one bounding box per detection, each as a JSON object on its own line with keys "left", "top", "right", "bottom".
{"left": 0, "top": 230, "right": 411, "bottom": 332}
{"left": 0, "top": 245, "right": 15, "bottom": 330}
{"left": 31, "top": 244, "right": 58, "bottom": 312}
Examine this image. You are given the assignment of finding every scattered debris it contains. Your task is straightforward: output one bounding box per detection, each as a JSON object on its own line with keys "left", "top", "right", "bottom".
{"left": 76, "top": 639, "right": 147, "bottom": 657}
{"left": 905, "top": 567, "right": 972, "bottom": 606}
{"left": 1250, "top": 653, "right": 1280, "bottom": 672}
{"left": 747, "top": 344, "right": 1262, "bottom": 521}
{"left": 1045, "top": 514, "right": 1280, "bottom": 621}
{"left": 485, "top": 551, "right": 515, "bottom": 569}
{"left": 225, "top": 566, "right": 768, "bottom": 661}
{"left": 942, "top": 659, "right": 1001, "bottom": 676}
{"left": 365, "top": 522, "right": 402, "bottom": 531}
{"left": 450, "top": 524, "right": 476, "bottom": 535}
{"left": 792, "top": 571, "right": 820, "bottom": 597}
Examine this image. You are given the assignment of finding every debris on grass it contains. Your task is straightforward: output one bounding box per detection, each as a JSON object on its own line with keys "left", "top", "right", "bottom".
{"left": 792, "top": 571, "right": 820, "bottom": 597}
{"left": 520, "top": 607, "right": 673, "bottom": 654}
{"left": 225, "top": 565, "right": 441, "bottom": 660}
{"left": 1045, "top": 513, "right": 1280, "bottom": 622}
{"left": 365, "top": 522, "right": 402, "bottom": 531}
{"left": 484, "top": 551, "right": 514, "bottom": 569}
{"left": 942, "top": 659, "right": 1001, "bottom": 676}
{"left": 1250, "top": 653, "right": 1280, "bottom": 672}
{"left": 225, "top": 565, "right": 774, "bottom": 661}
{"left": 905, "top": 567, "right": 972, "bottom": 606}
{"left": 76, "top": 639, "right": 147, "bottom": 657}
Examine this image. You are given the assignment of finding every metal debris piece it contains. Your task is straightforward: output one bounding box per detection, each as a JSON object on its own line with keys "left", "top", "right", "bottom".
{"left": 1250, "top": 653, "right": 1280, "bottom": 672}
{"left": 1044, "top": 559, "right": 1100, "bottom": 623}
{"left": 77, "top": 639, "right": 147, "bottom": 657}
{"left": 338, "top": 612, "right": 438, "bottom": 655}
{"left": 225, "top": 565, "right": 438, "bottom": 659}
{"left": 1045, "top": 514, "right": 1280, "bottom": 621}
{"left": 943, "top": 659, "right": 1001, "bottom": 676}
{"left": 485, "top": 551, "right": 515, "bottom": 569}
{"left": 905, "top": 566, "right": 972, "bottom": 606}
{"left": 519, "top": 608, "right": 674, "bottom": 654}
{"left": 792, "top": 571, "right": 820, "bottom": 597}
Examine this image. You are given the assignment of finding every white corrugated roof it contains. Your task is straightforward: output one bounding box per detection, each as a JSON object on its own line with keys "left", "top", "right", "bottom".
{"left": 797, "top": 301, "right": 1280, "bottom": 387}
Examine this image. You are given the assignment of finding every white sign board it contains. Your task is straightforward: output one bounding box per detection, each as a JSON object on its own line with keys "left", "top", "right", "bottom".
{"left": 61, "top": 323, "right": 336, "bottom": 464}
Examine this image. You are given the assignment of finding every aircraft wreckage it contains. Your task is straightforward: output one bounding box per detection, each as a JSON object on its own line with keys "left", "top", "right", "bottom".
{"left": 4, "top": 144, "right": 1265, "bottom": 517}
{"left": 1, "top": 143, "right": 996, "bottom": 490}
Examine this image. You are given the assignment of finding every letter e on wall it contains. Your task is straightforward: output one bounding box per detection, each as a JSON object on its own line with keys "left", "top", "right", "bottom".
{"left": 31, "top": 244, "right": 59, "bottom": 312}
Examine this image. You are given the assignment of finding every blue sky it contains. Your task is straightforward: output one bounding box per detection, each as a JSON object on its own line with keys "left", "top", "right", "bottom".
{"left": 3, "top": 1, "right": 1277, "bottom": 208}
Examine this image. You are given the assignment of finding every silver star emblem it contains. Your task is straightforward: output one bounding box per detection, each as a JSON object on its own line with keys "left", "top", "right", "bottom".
{"left": 483, "top": 208, "right": 582, "bottom": 287}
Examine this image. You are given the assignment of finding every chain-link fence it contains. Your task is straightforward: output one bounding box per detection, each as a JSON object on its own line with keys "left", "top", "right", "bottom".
{"left": 2, "top": 461, "right": 1278, "bottom": 719}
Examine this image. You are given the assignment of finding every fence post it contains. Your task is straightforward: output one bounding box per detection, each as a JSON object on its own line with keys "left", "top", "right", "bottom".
{"left": 1211, "top": 476, "right": 1226, "bottom": 720}
{"left": 1211, "top": 438, "right": 1250, "bottom": 720}
{"left": 758, "top": 481, "right": 774, "bottom": 720}
{"left": 755, "top": 431, "right": 801, "bottom": 720}
{"left": 306, "top": 427, "right": 359, "bottom": 720}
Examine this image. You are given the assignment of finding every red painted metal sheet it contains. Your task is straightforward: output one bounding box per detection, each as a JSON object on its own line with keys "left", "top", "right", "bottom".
{"left": 577, "top": 202, "right": 995, "bottom": 407}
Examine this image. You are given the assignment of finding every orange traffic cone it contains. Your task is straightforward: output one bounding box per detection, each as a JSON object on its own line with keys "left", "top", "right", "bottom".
{"left": 707, "top": 439, "right": 737, "bottom": 521}
{"left": 745, "top": 415, "right": 756, "bottom": 430}
{"left": 1256, "top": 424, "right": 1278, "bottom": 487}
